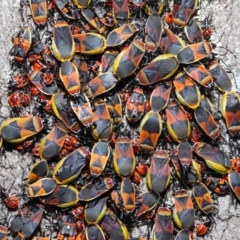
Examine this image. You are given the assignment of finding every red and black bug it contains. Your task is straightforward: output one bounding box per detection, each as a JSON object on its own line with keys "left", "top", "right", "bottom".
{"left": 8, "top": 92, "right": 31, "bottom": 111}
{"left": 9, "top": 73, "right": 29, "bottom": 89}
{"left": 1, "top": 188, "right": 18, "bottom": 209}
{"left": 196, "top": 219, "right": 212, "bottom": 236}
{"left": 9, "top": 27, "right": 32, "bottom": 62}
{"left": 146, "top": 150, "right": 170, "bottom": 193}
{"left": 11, "top": 205, "right": 44, "bottom": 238}
{"left": 112, "top": 0, "right": 129, "bottom": 26}
{"left": 152, "top": 207, "right": 173, "bottom": 239}
{"left": 202, "top": 174, "right": 229, "bottom": 195}
{"left": 201, "top": 15, "right": 213, "bottom": 40}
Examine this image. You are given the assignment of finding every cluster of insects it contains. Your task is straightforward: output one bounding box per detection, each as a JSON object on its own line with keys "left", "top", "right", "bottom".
{"left": 0, "top": 0, "right": 239, "bottom": 239}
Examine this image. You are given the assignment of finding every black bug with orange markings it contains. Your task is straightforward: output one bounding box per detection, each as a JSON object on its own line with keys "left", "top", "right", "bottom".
{"left": 28, "top": 68, "right": 58, "bottom": 96}
{"left": 86, "top": 224, "right": 105, "bottom": 240}
{"left": 59, "top": 60, "right": 81, "bottom": 96}
{"left": 100, "top": 50, "right": 119, "bottom": 73}
{"left": 89, "top": 60, "right": 101, "bottom": 76}
{"left": 81, "top": 8, "right": 107, "bottom": 34}
{"left": 40, "top": 71, "right": 55, "bottom": 86}
{"left": 184, "top": 19, "right": 203, "bottom": 43}
{"left": 9, "top": 27, "right": 32, "bottom": 62}
{"left": 165, "top": 100, "right": 191, "bottom": 142}
{"left": 39, "top": 124, "right": 68, "bottom": 160}
{"left": 145, "top": 13, "right": 163, "bottom": 52}
{"left": 52, "top": 21, "right": 75, "bottom": 62}
{"left": 172, "top": 0, "right": 198, "bottom": 27}
{"left": 110, "top": 189, "right": 122, "bottom": 212}
{"left": 146, "top": 150, "right": 170, "bottom": 193}
{"left": 85, "top": 72, "right": 118, "bottom": 99}
{"left": 177, "top": 40, "right": 212, "bottom": 64}
{"left": 57, "top": 222, "right": 77, "bottom": 240}
{"left": 202, "top": 16, "right": 213, "bottom": 40}
{"left": 139, "top": 111, "right": 162, "bottom": 151}
{"left": 144, "top": 0, "right": 165, "bottom": 15}
{"left": 121, "top": 177, "right": 136, "bottom": 213}
{"left": 152, "top": 207, "right": 173, "bottom": 240}
{"left": 27, "top": 178, "right": 57, "bottom": 198}
{"left": 73, "top": 33, "right": 106, "bottom": 55}
{"left": 106, "top": 23, "right": 137, "bottom": 47}
{"left": 202, "top": 173, "right": 229, "bottom": 195}
{"left": 221, "top": 91, "right": 240, "bottom": 135}
{"left": 53, "top": 146, "right": 90, "bottom": 184}
{"left": 0, "top": 116, "right": 44, "bottom": 144}
{"left": 177, "top": 140, "right": 193, "bottom": 177}
{"left": 112, "top": 39, "right": 146, "bottom": 80}
{"left": 89, "top": 140, "right": 111, "bottom": 176}
{"left": 27, "top": 160, "right": 49, "bottom": 184}
{"left": 53, "top": 0, "right": 80, "bottom": 19}
{"left": 228, "top": 171, "right": 240, "bottom": 201}
{"left": 150, "top": 83, "right": 172, "bottom": 113}
{"left": 113, "top": 136, "right": 136, "bottom": 178}
{"left": 160, "top": 27, "right": 186, "bottom": 55}
{"left": 192, "top": 182, "right": 214, "bottom": 215}
{"left": 135, "top": 191, "right": 160, "bottom": 218}
{"left": 112, "top": 0, "right": 129, "bottom": 26}
{"left": 136, "top": 53, "right": 179, "bottom": 86}
{"left": 78, "top": 178, "right": 114, "bottom": 202}
{"left": 38, "top": 93, "right": 53, "bottom": 113}
{"left": 173, "top": 189, "right": 195, "bottom": 230}
{"left": 92, "top": 5, "right": 114, "bottom": 28}
{"left": 84, "top": 197, "right": 108, "bottom": 224}
{"left": 173, "top": 71, "right": 201, "bottom": 109}
{"left": 207, "top": 60, "right": 233, "bottom": 92}
{"left": 57, "top": 221, "right": 76, "bottom": 240}
{"left": 194, "top": 106, "right": 220, "bottom": 140}
{"left": 40, "top": 185, "right": 79, "bottom": 208}
{"left": 29, "top": 0, "right": 48, "bottom": 25}
{"left": 51, "top": 92, "right": 81, "bottom": 133}
{"left": 70, "top": 93, "right": 93, "bottom": 127}
{"left": 31, "top": 41, "right": 56, "bottom": 68}
{"left": 194, "top": 142, "right": 231, "bottom": 174}
{"left": 184, "top": 62, "right": 213, "bottom": 88}
{"left": 171, "top": 147, "right": 201, "bottom": 185}
{"left": 11, "top": 205, "right": 44, "bottom": 239}
{"left": 91, "top": 100, "right": 113, "bottom": 140}
{"left": 71, "top": 54, "right": 89, "bottom": 86}
{"left": 100, "top": 209, "right": 128, "bottom": 240}
{"left": 106, "top": 93, "right": 122, "bottom": 124}
{"left": 125, "top": 87, "right": 146, "bottom": 122}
